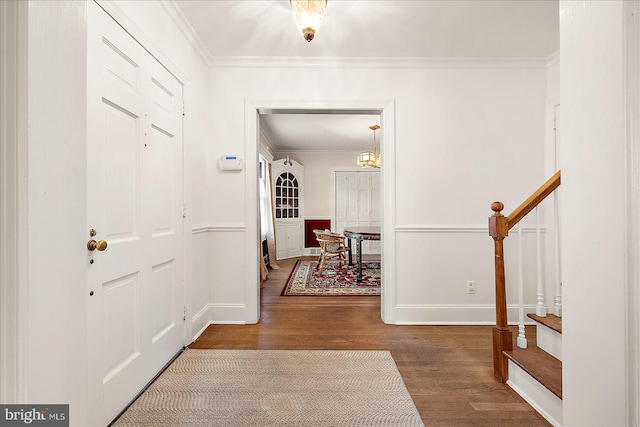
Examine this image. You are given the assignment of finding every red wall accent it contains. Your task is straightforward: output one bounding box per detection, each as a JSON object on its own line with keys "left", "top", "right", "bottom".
{"left": 304, "top": 219, "right": 331, "bottom": 248}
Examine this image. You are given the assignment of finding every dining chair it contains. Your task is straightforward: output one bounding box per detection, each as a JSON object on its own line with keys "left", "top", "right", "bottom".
{"left": 313, "top": 229, "right": 350, "bottom": 275}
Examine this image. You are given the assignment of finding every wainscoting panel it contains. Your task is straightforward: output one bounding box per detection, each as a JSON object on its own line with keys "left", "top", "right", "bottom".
{"left": 191, "top": 224, "right": 249, "bottom": 339}
{"left": 394, "top": 227, "right": 550, "bottom": 324}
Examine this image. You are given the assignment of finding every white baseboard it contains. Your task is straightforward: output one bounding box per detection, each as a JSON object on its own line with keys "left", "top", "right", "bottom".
{"left": 394, "top": 304, "right": 538, "bottom": 325}
{"left": 507, "top": 360, "right": 563, "bottom": 426}
{"left": 192, "top": 301, "right": 538, "bottom": 329}
{"left": 191, "top": 303, "right": 248, "bottom": 341}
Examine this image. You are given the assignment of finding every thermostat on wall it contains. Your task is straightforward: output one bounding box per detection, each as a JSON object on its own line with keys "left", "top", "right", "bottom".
{"left": 220, "top": 155, "right": 243, "bottom": 171}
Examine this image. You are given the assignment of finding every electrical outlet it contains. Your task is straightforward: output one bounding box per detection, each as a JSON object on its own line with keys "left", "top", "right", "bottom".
{"left": 467, "top": 281, "right": 475, "bottom": 294}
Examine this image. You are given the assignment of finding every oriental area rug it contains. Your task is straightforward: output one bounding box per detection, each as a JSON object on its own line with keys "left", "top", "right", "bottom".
{"left": 112, "top": 349, "right": 424, "bottom": 427}
{"left": 281, "top": 259, "right": 381, "bottom": 296}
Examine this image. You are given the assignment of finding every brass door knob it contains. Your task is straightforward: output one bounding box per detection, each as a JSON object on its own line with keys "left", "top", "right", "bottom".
{"left": 87, "top": 239, "right": 108, "bottom": 251}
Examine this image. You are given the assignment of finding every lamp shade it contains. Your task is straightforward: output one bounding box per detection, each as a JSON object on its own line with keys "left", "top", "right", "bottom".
{"left": 290, "top": 0, "right": 327, "bottom": 42}
{"left": 357, "top": 151, "right": 376, "bottom": 168}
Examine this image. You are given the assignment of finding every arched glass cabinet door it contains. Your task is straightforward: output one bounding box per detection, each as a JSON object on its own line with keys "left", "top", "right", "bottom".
{"left": 274, "top": 172, "right": 300, "bottom": 219}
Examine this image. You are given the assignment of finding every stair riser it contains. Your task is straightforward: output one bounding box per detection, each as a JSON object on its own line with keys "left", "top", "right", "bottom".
{"left": 508, "top": 360, "right": 563, "bottom": 426}
{"left": 537, "top": 323, "right": 562, "bottom": 361}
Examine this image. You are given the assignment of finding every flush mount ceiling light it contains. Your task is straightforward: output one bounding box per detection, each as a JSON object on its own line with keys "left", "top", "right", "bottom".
{"left": 357, "top": 125, "right": 381, "bottom": 169}
{"left": 290, "top": 0, "right": 327, "bottom": 42}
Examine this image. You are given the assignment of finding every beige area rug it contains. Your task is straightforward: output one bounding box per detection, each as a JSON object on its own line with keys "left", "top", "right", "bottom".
{"left": 112, "top": 349, "right": 424, "bottom": 427}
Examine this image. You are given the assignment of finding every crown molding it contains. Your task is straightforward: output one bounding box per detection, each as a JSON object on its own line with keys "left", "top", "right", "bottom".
{"left": 160, "top": 0, "right": 213, "bottom": 68}
{"left": 273, "top": 149, "right": 363, "bottom": 155}
{"left": 208, "top": 56, "right": 549, "bottom": 69}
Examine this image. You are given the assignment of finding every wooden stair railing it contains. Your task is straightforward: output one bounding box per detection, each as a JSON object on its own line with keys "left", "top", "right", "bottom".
{"left": 488, "top": 170, "right": 561, "bottom": 382}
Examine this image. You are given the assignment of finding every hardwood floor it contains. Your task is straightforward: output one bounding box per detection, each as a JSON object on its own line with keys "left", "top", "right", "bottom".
{"left": 190, "top": 257, "right": 550, "bottom": 426}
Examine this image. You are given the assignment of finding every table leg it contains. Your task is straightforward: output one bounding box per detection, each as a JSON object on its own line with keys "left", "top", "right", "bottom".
{"left": 347, "top": 237, "right": 353, "bottom": 266}
{"left": 357, "top": 238, "right": 363, "bottom": 282}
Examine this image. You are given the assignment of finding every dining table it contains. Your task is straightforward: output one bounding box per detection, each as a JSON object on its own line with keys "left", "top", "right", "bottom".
{"left": 343, "top": 226, "right": 381, "bottom": 282}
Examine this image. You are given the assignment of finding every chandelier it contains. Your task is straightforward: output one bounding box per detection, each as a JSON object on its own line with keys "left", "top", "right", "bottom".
{"left": 357, "top": 125, "right": 381, "bottom": 168}
{"left": 290, "top": 0, "right": 327, "bottom": 42}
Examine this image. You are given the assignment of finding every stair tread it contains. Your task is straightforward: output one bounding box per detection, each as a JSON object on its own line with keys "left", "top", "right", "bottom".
{"left": 527, "top": 313, "right": 562, "bottom": 334}
{"left": 504, "top": 346, "right": 562, "bottom": 399}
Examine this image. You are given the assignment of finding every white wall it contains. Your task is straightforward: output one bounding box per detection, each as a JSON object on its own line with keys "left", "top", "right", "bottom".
{"left": 207, "top": 63, "right": 548, "bottom": 324}
{"left": 560, "top": 1, "right": 628, "bottom": 425}
{"left": 546, "top": 54, "right": 560, "bottom": 102}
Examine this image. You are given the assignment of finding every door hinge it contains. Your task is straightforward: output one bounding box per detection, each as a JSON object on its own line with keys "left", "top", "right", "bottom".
{"left": 183, "top": 306, "right": 187, "bottom": 321}
{"left": 182, "top": 202, "right": 187, "bottom": 218}
{"left": 182, "top": 105, "right": 186, "bottom": 117}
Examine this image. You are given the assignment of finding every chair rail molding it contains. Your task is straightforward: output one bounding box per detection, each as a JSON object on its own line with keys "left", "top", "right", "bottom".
{"left": 192, "top": 223, "right": 247, "bottom": 234}
{"left": 395, "top": 224, "right": 547, "bottom": 233}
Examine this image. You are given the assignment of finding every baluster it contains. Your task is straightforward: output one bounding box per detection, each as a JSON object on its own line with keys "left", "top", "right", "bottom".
{"left": 554, "top": 191, "right": 562, "bottom": 317}
{"left": 517, "top": 223, "right": 527, "bottom": 348}
{"left": 536, "top": 206, "right": 547, "bottom": 316}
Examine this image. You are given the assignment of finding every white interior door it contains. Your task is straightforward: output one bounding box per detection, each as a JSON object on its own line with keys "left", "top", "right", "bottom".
{"left": 335, "top": 171, "right": 381, "bottom": 254}
{"left": 358, "top": 172, "right": 381, "bottom": 253}
{"left": 87, "top": 3, "right": 185, "bottom": 425}
{"left": 335, "top": 172, "right": 359, "bottom": 232}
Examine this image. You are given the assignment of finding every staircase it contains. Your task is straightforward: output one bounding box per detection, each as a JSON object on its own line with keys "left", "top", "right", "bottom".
{"left": 488, "top": 171, "right": 563, "bottom": 426}
{"left": 504, "top": 314, "right": 562, "bottom": 426}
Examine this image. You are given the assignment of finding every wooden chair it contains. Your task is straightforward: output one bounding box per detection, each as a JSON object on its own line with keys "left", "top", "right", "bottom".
{"left": 313, "top": 229, "right": 350, "bottom": 275}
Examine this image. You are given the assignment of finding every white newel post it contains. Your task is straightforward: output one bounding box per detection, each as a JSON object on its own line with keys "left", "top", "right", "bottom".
{"left": 517, "top": 223, "right": 527, "bottom": 348}
{"left": 536, "top": 206, "right": 548, "bottom": 316}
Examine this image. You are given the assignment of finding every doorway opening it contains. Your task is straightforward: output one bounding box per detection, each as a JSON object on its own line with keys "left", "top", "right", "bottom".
{"left": 244, "top": 101, "right": 397, "bottom": 324}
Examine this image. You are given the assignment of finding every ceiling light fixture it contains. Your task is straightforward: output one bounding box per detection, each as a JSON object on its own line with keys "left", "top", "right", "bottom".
{"left": 357, "top": 125, "right": 381, "bottom": 168}
{"left": 290, "top": 0, "right": 327, "bottom": 42}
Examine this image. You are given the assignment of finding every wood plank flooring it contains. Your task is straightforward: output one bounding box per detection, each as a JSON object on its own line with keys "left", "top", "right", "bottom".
{"left": 190, "top": 257, "right": 551, "bottom": 426}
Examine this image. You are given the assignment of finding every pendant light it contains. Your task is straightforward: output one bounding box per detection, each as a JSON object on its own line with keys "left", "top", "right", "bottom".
{"left": 357, "top": 125, "right": 381, "bottom": 168}
{"left": 290, "top": 0, "right": 327, "bottom": 42}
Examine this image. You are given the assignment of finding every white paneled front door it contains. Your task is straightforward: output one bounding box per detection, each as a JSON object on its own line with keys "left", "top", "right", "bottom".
{"left": 335, "top": 171, "right": 381, "bottom": 254}
{"left": 87, "top": 3, "right": 185, "bottom": 425}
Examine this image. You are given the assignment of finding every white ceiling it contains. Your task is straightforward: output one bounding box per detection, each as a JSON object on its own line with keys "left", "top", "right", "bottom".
{"left": 174, "top": 0, "right": 558, "bottom": 59}
{"left": 173, "top": 0, "right": 559, "bottom": 153}
{"left": 261, "top": 113, "right": 381, "bottom": 153}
